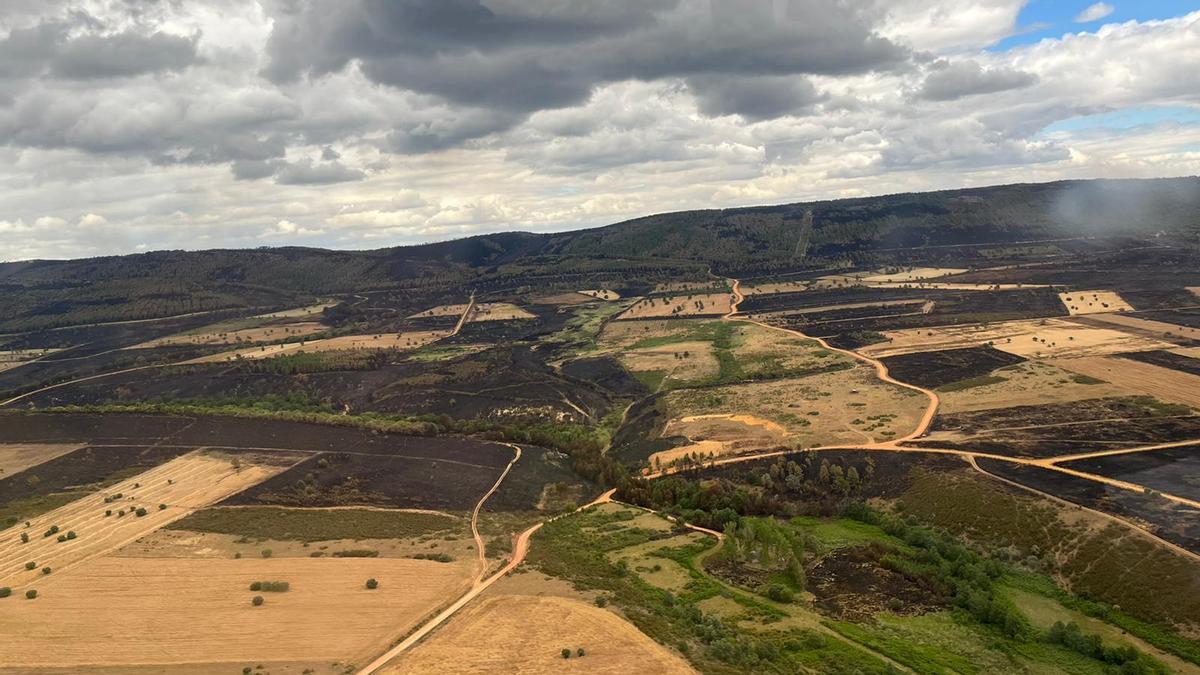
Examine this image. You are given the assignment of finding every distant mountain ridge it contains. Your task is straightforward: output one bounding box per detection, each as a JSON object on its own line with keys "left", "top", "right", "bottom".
{"left": 1, "top": 177, "right": 1197, "bottom": 330}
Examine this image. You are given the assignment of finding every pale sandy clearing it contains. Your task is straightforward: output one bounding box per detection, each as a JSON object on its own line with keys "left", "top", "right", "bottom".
{"left": 380, "top": 594, "right": 696, "bottom": 675}
{"left": 1188, "top": 287, "right": 1200, "bottom": 299}
{"left": 618, "top": 293, "right": 733, "bottom": 320}
{"left": 860, "top": 318, "right": 1172, "bottom": 359}
{"left": 412, "top": 302, "right": 533, "bottom": 322}
{"left": 658, "top": 365, "right": 925, "bottom": 463}
{"left": 1049, "top": 356, "right": 1200, "bottom": 409}
{"left": 1058, "top": 290, "right": 1134, "bottom": 316}
{"left": 652, "top": 415, "right": 788, "bottom": 468}
{"left": 936, "top": 361, "right": 1127, "bottom": 414}
{"left": 620, "top": 340, "right": 718, "bottom": 385}
{"left": 0, "top": 556, "right": 472, "bottom": 669}
{"left": 185, "top": 330, "right": 448, "bottom": 363}
{"left": 0, "top": 443, "right": 83, "bottom": 479}
{"left": 860, "top": 267, "right": 968, "bottom": 283}
{"left": 133, "top": 321, "right": 326, "bottom": 348}
{"left": 467, "top": 302, "right": 535, "bottom": 321}
{"left": 579, "top": 289, "right": 620, "bottom": 301}
{"left": 0, "top": 452, "right": 284, "bottom": 588}
{"left": 653, "top": 281, "right": 723, "bottom": 294}
{"left": 741, "top": 280, "right": 812, "bottom": 296}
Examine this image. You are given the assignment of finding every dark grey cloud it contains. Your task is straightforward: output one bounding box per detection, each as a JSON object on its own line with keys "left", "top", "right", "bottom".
{"left": 0, "top": 18, "right": 199, "bottom": 80}
{"left": 689, "top": 75, "right": 825, "bottom": 121}
{"left": 917, "top": 59, "right": 1038, "bottom": 101}
{"left": 273, "top": 158, "right": 366, "bottom": 185}
{"left": 264, "top": 0, "right": 907, "bottom": 127}
{"left": 51, "top": 30, "right": 199, "bottom": 79}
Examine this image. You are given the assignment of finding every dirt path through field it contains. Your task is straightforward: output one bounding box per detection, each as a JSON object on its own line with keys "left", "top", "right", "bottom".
{"left": 471, "top": 443, "right": 520, "bottom": 583}
{"left": 357, "top": 487, "right": 617, "bottom": 674}
{"left": 451, "top": 292, "right": 477, "bottom": 336}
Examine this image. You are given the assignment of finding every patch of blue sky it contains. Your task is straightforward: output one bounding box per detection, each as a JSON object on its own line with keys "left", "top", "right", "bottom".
{"left": 1043, "top": 106, "right": 1200, "bottom": 136}
{"left": 989, "top": 0, "right": 1198, "bottom": 51}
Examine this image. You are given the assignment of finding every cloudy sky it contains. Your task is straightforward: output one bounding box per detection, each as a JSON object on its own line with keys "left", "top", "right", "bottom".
{"left": 1, "top": 0, "right": 1198, "bottom": 261}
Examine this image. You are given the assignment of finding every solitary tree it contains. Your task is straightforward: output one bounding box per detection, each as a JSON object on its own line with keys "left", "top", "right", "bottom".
{"left": 561, "top": 649, "right": 571, "bottom": 659}
{"left": 365, "top": 578, "right": 379, "bottom": 589}
{"left": 251, "top": 595, "right": 264, "bottom": 606}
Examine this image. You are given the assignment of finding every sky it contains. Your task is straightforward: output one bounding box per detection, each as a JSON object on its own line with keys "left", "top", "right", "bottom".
{"left": 1, "top": 1, "right": 1198, "bottom": 261}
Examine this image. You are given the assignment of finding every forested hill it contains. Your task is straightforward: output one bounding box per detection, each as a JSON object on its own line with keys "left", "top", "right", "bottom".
{"left": 1, "top": 177, "right": 1197, "bottom": 330}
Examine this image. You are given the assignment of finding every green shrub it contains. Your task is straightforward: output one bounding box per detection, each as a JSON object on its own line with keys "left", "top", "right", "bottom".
{"left": 332, "top": 549, "right": 378, "bottom": 558}
{"left": 25, "top": 561, "right": 36, "bottom": 570}
{"left": 249, "top": 581, "right": 262, "bottom": 591}
{"left": 577, "top": 648, "right": 586, "bottom": 657}
{"left": 365, "top": 578, "right": 378, "bottom": 589}
{"left": 66, "top": 531, "right": 76, "bottom": 540}
{"left": 251, "top": 595, "right": 264, "bottom": 606}
{"left": 561, "top": 648, "right": 571, "bottom": 659}
{"left": 20, "top": 532, "right": 28, "bottom": 543}
{"left": 42, "top": 567, "right": 51, "bottom": 575}
{"left": 25, "top": 589, "right": 37, "bottom": 599}
{"left": 105, "top": 510, "right": 112, "bottom": 517}
{"left": 135, "top": 507, "right": 148, "bottom": 517}
{"left": 159, "top": 504, "right": 167, "bottom": 510}
{"left": 57, "top": 534, "right": 67, "bottom": 542}
{"left": 251, "top": 581, "right": 289, "bottom": 592}
{"left": 594, "top": 596, "right": 607, "bottom": 608}
{"left": 0, "top": 587, "right": 11, "bottom": 598}
{"left": 261, "top": 549, "right": 272, "bottom": 558}
{"left": 765, "top": 584, "right": 794, "bottom": 603}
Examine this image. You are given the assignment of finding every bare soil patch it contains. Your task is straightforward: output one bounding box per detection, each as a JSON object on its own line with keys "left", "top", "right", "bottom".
{"left": 1058, "top": 290, "right": 1134, "bottom": 315}
{"left": 0, "top": 556, "right": 472, "bottom": 669}
{"left": 0, "top": 444, "right": 82, "bottom": 480}
{"left": 0, "top": 451, "right": 284, "bottom": 588}
{"left": 618, "top": 293, "right": 733, "bottom": 320}
{"left": 380, "top": 594, "right": 696, "bottom": 675}
{"left": 1050, "top": 356, "right": 1200, "bottom": 408}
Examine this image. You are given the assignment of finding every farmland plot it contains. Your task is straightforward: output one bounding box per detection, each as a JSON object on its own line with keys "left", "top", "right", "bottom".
{"left": 617, "top": 293, "right": 733, "bottom": 320}
{"left": 0, "top": 451, "right": 285, "bottom": 588}
{"left": 1050, "top": 356, "right": 1200, "bottom": 408}
{"left": 0, "top": 443, "right": 82, "bottom": 479}
{"left": 1058, "top": 290, "right": 1134, "bottom": 315}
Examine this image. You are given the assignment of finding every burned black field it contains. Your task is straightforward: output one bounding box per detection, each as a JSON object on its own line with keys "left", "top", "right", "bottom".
{"left": 975, "top": 458, "right": 1200, "bottom": 554}
{"left": 1061, "top": 444, "right": 1200, "bottom": 501}
{"left": 881, "top": 346, "right": 1025, "bottom": 390}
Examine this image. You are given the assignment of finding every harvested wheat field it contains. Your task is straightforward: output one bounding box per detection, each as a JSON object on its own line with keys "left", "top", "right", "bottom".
{"left": 741, "top": 280, "right": 811, "bottom": 296}
{"left": 861, "top": 318, "right": 1172, "bottom": 359}
{"left": 0, "top": 443, "right": 82, "bottom": 478}
{"left": 1058, "top": 290, "right": 1134, "bottom": 315}
{"left": 0, "top": 451, "right": 285, "bottom": 588}
{"left": 379, "top": 594, "right": 696, "bottom": 675}
{"left": 578, "top": 289, "right": 620, "bottom": 300}
{"left": 134, "top": 321, "right": 326, "bottom": 348}
{"left": 936, "top": 361, "right": 1126, "bottom": 414}
{"left": 617, "top": 293, "right": 733, "bottom": 320}
{"left": 860, "top": 267, "right": 967, "bottom": 283}
{"left": 186, "top": 330, "right": 448, "bottom": 363}
{"left": 1049, "top": 356, "right": 1200, "bottom": 409}
{"left": 0, "top": 556, "right": 472, "bottom": 670}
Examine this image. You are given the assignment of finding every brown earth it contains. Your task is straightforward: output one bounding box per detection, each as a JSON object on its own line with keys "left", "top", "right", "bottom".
{"left": 1049, "top": 356, "right": 1200, "bottom": 409}
{"left": 379, "top": 594, "right": 696, "bottom": 675}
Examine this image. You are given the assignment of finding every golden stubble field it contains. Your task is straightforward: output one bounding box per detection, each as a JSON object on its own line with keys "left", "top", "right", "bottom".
{"left": 861, "top": 318, "right": 1172, "bottom": 359}
{"left": 380, "top": 594, "right": 696, "bottom": 675}
{"left": 1049, "top": 356, "right": 1200, "bottom": 409}
{"left": 1057, "top": 290, "right": 1134, "bottom": 316}
{"left": 0, "top": 556, "right": 474, "bottom": 670}
{"left": 185, "top": 330, "right": 449, "bottom": 363}
{"left": 0, "top": 443, "right": 82, "bottom": 478}
{"left": 617, "top": 293, "right": 733, "bottom": 320}
{"left": 0, "top": 452, "right": 284, "bottom": 589}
